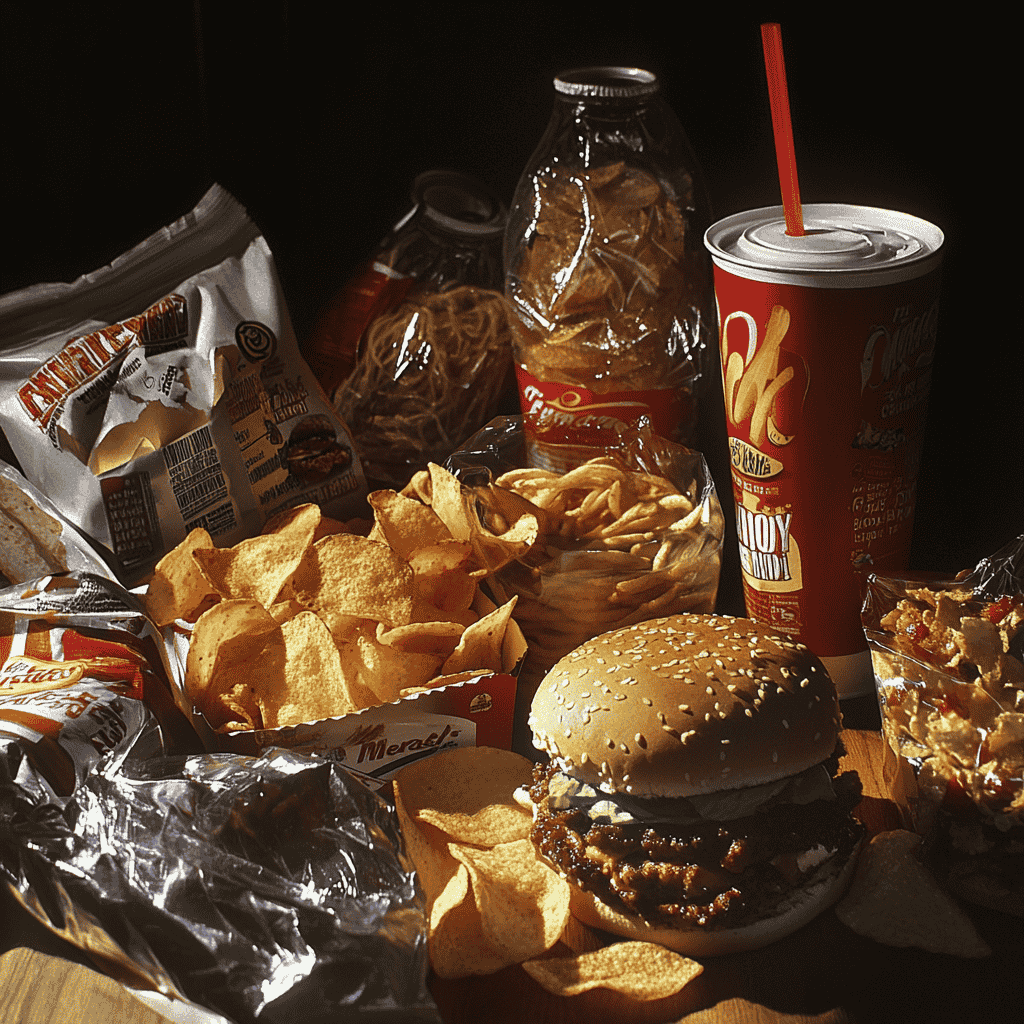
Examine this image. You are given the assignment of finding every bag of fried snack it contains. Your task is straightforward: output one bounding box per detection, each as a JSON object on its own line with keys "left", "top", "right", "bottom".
{"left": 305, "top": 170, "right": 517, "bottom": 491}
{"left": 441, "top": 415, "right": 724, "bottom": 753}
{"left": 862, "top": 533, "right": 1024, "bottom": 916}
{"left": 0, "top": 185, "right": 367, "bottom": 588}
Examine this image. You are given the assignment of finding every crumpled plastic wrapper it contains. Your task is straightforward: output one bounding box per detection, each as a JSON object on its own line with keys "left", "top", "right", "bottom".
{"left": 862, "top": 533, "right": 1024, "bottom": 916}
{"left": 1, "top": 572, "right": 439, "bottom": 1023}
{"left": 446, "top": 415, "right": 723, "bottom": 754}
{"left": 0, "top": 185, "right": 367, "bottom": 587}
{"left": 2, "top": 747, "right": 440, "bottom": 1023}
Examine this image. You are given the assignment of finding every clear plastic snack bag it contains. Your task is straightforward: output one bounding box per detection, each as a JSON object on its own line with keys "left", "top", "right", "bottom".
{"left": 306, "top": 171, "right": 517, "bottom": 491}
{"left": 444, "top": 415, "right": 724, "bottom": 754}
{"left": 862, "top": 534, "right": 1024, "bottom": 916}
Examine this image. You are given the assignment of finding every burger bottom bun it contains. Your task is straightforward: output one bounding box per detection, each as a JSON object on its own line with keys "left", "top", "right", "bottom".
{"left": 567, "top": 843, "right": 861, "bottom": 957}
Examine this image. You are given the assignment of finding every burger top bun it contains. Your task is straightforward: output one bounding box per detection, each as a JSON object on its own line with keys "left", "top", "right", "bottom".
{"left": 528, "top": 613, "right": 842, "bottom": 798}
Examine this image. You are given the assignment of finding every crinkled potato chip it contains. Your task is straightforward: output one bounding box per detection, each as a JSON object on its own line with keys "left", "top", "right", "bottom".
{"left": 144, "top": 527, "right": 217, "bottom": 626}
{"left": 441, "top": 597, "right": 517, "bottom": 676}
{"left": 427, "top": 862, "right": 510, "bottom": 979}
{"left": 184, "top": 599, "right": 286, "bottom": 729}
{"left": 408, "top": 541, "right": 473, "bottom": 577}
{"left": 295, "top": 533, "right": 415, "bottom": 629}
{"left": 449, "top": 839, "right": 571, "bottom": 964}
{"left": 260, "top": 502, "right": 321, "bottom": 536}
{"left": 522, "top": 942, "right": 703, "bottom": 999}
{"left": 334, "top": 636, "right": 395, "bottom": 709}
{"left": 427, "top": 463, "right": 477, "bottom": 544}
{"left": 394, "top": 778, "right": 463, "bottom": 911}
{"left": 835, "top": 830, "right": 992, "bottom": 958}
{"left": 393, "top": 745, "right": 535, "bottom": 846}
{"left": 412, "top": 564, "right": 478, "bottom": 622}
{"left": 194, "top": 504, "right": 319, "bottom": 606}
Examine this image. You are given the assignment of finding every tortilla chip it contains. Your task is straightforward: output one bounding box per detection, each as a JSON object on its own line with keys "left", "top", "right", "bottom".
{"left": 835, "top": 830, "right": 992, "bottom": 958}
{"left": 522, "top": 942, "right": 703, "bottom": 999}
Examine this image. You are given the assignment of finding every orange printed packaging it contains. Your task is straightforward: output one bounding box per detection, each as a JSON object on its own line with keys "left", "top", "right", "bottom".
{"left": 1, "top": 573, "right": 193, "bottom": 805}
{"left": 705, "top": 205, "right": 944, "bottom": 697}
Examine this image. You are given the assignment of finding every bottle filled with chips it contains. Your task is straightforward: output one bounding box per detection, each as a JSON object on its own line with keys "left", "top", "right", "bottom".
{"left": 304, "top": 170, "right": 517, "bottom": 491}
{"left": 504, "top": 67, "right": 715, "bottom": 472}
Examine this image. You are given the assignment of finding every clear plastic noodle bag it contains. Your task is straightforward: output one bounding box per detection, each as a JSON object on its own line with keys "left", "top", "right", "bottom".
{"left": 446, "top": 416, "right": 724, "bottom": 753}
{"left": 308, "top": 171, "right": 517, "bottom": 491}
{"left": 861, "top": 534, "right": 1024, "bottom": 916}
{"left": 504, "top": 68, "right": 715, "bottom": 471}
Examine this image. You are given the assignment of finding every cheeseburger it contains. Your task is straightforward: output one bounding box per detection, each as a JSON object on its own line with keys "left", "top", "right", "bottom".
{"left": 526, "top": 613, "right": 864, "bottom": 955}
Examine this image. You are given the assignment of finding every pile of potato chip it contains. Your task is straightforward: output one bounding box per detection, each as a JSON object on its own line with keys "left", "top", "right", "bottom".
{"left": 144, "top": 463, "right": 538, "bottom": 732}
{"left": 392, "top": 746, "right": 704, "bottom": 997}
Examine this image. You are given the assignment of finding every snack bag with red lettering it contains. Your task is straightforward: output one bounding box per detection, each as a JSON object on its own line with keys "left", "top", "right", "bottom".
{"left": 0, "top": 185, "right": 367, "bottom": 586}
{"left": 0, "top": 572, "right": 194, "bottom": 810}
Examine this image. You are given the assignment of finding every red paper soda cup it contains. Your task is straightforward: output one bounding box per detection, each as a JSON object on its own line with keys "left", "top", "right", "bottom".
{"left": 704, "top": 204, "right": 944, "bottom": 698}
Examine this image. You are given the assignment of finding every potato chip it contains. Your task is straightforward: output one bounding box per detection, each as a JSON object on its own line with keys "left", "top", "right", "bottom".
{"left": 144, "top": 527, "right": 217, "bottom": 626}
{"left": 261, "top": 611, "right": 362, "bottom": 728}
{"left": 392, "top": 745, "right": 535, "bottom": 846}
{"left": 194, "top": 504, "right": 319, "bottom": 606}
{"left": 184, "top": 599, "right": 286, "bottom": 730}
{"left": 441, "top": 597, "right": 517, "bottom": 677}
{"left": 202, "top": 660, "right": 270, "bottom": 732}
{"left": 450, "top": 839, "right": 570, "bottom": 958}
{"left": 426, "top": 463, "right": 477, "bottom": 543}
{"left": 393, "top": 777, "right": 463, "bottom": 911}
{"left": 835, "top": 830, "right": 992, "bottom": 958}
{"left": 353, "top": 633, "right": 443, "bottom": 705}
{"left": 410, "top": 597, "right": 479, "bottom": 631}
{"left": 522, "top": 942, "right": 703, "bottom": 999}
{"left": 260, "top": 502, "right": 321, "bottom": 535}
{"left": 334, "top": 637, "right": 394, "bottom": 709}
{"left": 407, "top": 541, "right": 473, "bottom": 577}
{"left": 376, "top": 619, "right": 466, "bottom": 658}
{"left": 295, "top": 533, "right": 415, "bottom": 629}
{"left": 412, "top": 564, "right": 478, "bottom": 621}
{"left": 427, "top": 862, "right": 510, "bottom": 979}
{"left": 368, "top": 489, "right": 455, "bottom": 559}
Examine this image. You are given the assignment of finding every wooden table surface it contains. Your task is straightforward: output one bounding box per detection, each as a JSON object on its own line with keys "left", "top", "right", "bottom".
{"left": 2, "top": 725, "right": 1021, "bottom": 1024}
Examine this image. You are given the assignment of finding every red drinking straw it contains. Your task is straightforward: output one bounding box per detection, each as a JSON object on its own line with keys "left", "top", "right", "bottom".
{"left": 761, "top": 22, "right": 805, "bottom": 236}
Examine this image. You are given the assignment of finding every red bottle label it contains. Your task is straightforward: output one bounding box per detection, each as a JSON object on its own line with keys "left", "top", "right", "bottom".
{"left": 515, "top": 366, "right": 690, "bottom": 447}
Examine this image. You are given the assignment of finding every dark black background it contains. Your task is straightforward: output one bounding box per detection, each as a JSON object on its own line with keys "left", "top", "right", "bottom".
{"left": 2, "top": 3, "right": 1019, "bottom": 579}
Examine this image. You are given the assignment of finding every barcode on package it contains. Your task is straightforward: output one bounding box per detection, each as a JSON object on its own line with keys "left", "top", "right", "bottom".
{"left": 163, "top": 426, "right": 230, "bottom": 524}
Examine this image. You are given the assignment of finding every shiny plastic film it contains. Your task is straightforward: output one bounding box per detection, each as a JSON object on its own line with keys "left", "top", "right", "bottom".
{"left": 862, "top": 534, "right": 1024, "bottom": 917}
{"left": 0, "top": 574, "right": 440, "bottom": 1023}
{"left": 504, "top": 68, "right": 715, "bottom": 468}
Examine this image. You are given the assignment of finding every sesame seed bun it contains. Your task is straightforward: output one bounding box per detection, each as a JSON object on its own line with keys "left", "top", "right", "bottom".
{"left": 528, "top": 613, "right": 842, "bottom": 798}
